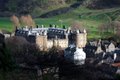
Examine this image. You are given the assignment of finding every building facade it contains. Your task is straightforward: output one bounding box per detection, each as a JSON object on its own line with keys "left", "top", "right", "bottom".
{"left": 15, "top": 26, "right": 87, "bottom": 50}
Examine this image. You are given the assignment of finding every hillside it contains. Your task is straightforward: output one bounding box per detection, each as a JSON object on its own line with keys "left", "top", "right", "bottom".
{"left": 1, "top": 0, "right": 120, "bottom": 17}
{"left": 1, "top": 7, "right": 120, "bottom": 39}
{"left": 85, "top": 0, "right": 120, "bottom": 9}
{"left": 1, "top": 0, "right": 120, "bottom": 39}
{"left": 0, "top": 0, "right": 81, "bottom": 17}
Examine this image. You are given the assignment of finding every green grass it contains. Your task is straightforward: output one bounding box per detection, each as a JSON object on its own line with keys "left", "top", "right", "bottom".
{"left": 0, "top": 17, "right": 13, "bottom": 31}
{"left": 35, "top": 17, "right": 103, "bottom": 39}
{"left": 0, "top": 7, "right": 120, "bottom": 39}
{"left": 35, "top": 18, "right": 70, "bottom": 27}
{"left": 0, "top": 17, "right": 103, "bottom": 39}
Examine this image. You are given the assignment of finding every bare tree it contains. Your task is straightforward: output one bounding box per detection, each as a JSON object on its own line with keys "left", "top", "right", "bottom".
{"left": 98, "top": 20, "right": 120, "bottom": 37}
{"left": 5, "top": 36, "right": 40, "bottom": 64}
{"left": 27, "top": 14, "right": 35, "bottom": 27}
{"left": 59, "top": 0, "right": 66, "bottom": 4}
{"left": 104, "top": 14, "right": 120, "bottom": 34}
{"left": 71, "top": 21, "right": 84, "bottom": 31}
{"left": 114, "top": 21, "right": 120, "bottom": 36}
{"left": 10, "top": 15, "right": 20, "bottom": 31}
{"left": 5, "top": 36, "right": 28, "bottom": 55}
{"left": 20, "top": 14, "right": 35, "bottom": 27}
{"left": 98, "top": 24, "right": 105, "bottom": 35}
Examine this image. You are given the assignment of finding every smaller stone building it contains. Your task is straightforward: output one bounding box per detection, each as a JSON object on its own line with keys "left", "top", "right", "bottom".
{"left": 64, "top": 45, "right": 86, "bottom": 65}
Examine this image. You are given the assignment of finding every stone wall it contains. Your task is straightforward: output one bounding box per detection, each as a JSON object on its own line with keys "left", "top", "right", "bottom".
{"left": 57, "top": 39, "right": 68, "bottom": 48}
{"left": 36, "top": 35, "right": 47, "bottom": 50}
{"left": 36, "top": 35, "right": 68, "bottom": 50}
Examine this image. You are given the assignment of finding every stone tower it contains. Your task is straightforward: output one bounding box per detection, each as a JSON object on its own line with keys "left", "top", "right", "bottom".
{"left": 76, "top": 29, "right": 87, "bottom": 48}
{"left": 53, "top": 36, "right": 58, "bottom": 47}
{"left": 36, "top": 31, "right": 47, "bottom": 51}
{"left": 64, "top": 31, "right": 69, "bottom": 48}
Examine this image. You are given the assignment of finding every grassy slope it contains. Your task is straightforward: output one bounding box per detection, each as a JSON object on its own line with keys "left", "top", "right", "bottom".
{"left": 0, "top": 7, "right": 120, "bottom": 39}
{"left": 32, "top": 3, "right": 70, "bottom": 17}
{"left": 40, "top": 7, "right": 120, "bottom": 39}
{"left": 0, "top": 17, "right": 13, "bottom": 31}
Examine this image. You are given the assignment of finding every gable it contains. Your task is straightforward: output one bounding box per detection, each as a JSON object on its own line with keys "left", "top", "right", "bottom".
{"left": 108, "top": 43, "right": 115, "bottom": 52}
{"left": 95, "top": 46, "right": 103, "bottom": 54}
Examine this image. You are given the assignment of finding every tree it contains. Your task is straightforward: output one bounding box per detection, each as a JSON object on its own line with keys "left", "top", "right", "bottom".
{"left": 114, "top": 21, "right": 120, "bottom": 40}
{"left": 104, "top": 12, "right": 120, "bottom": 34}
{"left": 0, "top": 47, "right": 15, "bottom": 71}
{"left": 6, "top": 0, "right": 18, "bottom": 12}
{"left": 0, "top": 34, "right": 15, "bottom": 79}
{"left": 10, "top": 15, "right": 20, "bottom": 31}
{"left": 0, "top": 0, "right": 8, "bottom": 11}
{"left": 98, "top": 23, "right": 107, "bottom": 35}
{"left": 5, "top": 36, "right": 41, "bottom": 67}
{"left": 5, "top": 36, "right": 29, "bottom": 55}
{"left": 71, "top": 21, "right": 84, "bottom": 31}
{"left": 98, "top": 13, "right": 120, "bottom": 37}
{"left": 17, "top": 0, "right": 36, "bottom": 14}
{"left": 20, "top": 14, "right": 35, "bottom": 27}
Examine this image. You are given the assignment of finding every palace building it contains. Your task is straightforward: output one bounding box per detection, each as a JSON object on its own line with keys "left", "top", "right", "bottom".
{"left": 15, "top": 26, "right": 87, "bottom": 50}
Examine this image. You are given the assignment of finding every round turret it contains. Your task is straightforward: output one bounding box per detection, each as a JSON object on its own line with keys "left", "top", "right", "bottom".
{"left": 75, "top": 29, "right": 87, "bottom": 48}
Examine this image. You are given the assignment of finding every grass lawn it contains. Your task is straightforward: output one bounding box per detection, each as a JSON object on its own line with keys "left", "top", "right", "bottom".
{"left": 0, "top": 17, "right": 13, "bottom": 31}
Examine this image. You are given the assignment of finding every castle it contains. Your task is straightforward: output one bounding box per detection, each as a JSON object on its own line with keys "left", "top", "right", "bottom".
{"left": 15, "top": 26, "right": 87, "bottom": 50}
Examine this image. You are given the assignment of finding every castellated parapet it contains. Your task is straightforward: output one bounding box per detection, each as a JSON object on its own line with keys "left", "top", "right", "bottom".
{"left": 15, "top": 26, "right": 87, "bottom": 50}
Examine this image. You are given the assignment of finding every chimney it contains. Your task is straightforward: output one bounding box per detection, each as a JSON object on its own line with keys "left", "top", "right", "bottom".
{"left": 49, "top": 24, "right": 52, "bottom": 27}
{"left": 83, "top": 29, "right": 86, "bottom": 33}
{"left": 36, "top": 25, "right": 39, "bottom": 28}
{"left": 41, "top": 25, "right": 44, "bottom": 28}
